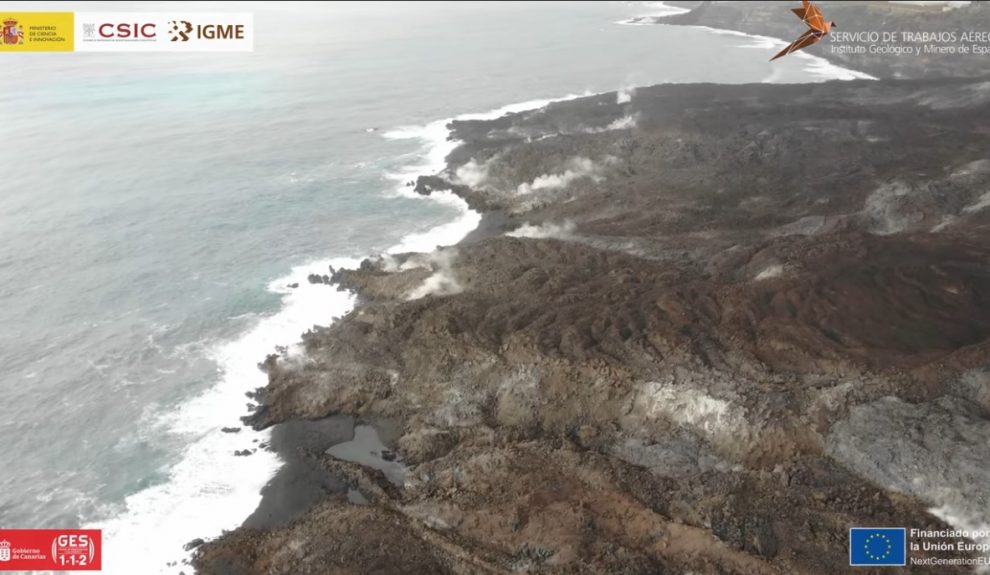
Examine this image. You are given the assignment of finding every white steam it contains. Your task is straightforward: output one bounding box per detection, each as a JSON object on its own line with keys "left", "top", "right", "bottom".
{"left": 754, "top": 265, "right": 784, "bottom": 281}
{"left": 617, "top": 87, "right": 635, "bottom": 104}
{"left": 455, "top": 157, "right": 495, "bottom": 189}
{"left": 516, "top": 157, "right": 607, "bottom": 195}
{"left": 507, "top": 220, "right": 577, "bottom": 240}
{"left": 406, "top": 248, "right": 463, "bottom": 300}
{"left": 583, "top": 114, "right": 639, "bottom": 133}
{"left": 605, "top": 114, "right": 638, "bottom": 130}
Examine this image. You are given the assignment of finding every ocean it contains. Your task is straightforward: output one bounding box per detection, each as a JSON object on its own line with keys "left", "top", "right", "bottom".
{"left": 0, "top": 1, "right": 867, "bottom": 572}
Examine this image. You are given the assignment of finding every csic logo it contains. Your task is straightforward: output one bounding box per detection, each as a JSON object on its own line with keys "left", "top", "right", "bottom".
{"left": 0, "top": 539, "right": 10, "bottom": 562}
{"left": 168, "top": 19, "right": 192, "bottom": 42}
{"left": 98, "top": 22, "right": 156, "bottom": 40}
{"left": 2, "top": 17, "right": 23, "bottom": 45}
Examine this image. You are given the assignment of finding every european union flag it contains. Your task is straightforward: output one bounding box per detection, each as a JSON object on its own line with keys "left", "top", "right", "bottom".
{"left": 850, "top": 528, "right": 906, "bottom": 566}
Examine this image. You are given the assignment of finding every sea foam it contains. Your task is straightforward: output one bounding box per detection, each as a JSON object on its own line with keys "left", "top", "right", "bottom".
{"left": 89, "top": 256, "right": 358, "bottom": 574}
{"left": 616, "top": 1, "right": 690, "bottom": 25}
{"left": 86, "top": 93, "right": 588, "bottom": 574}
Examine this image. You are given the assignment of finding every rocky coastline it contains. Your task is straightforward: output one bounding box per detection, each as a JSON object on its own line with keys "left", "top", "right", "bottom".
{"left": 655, "top": 1, "right": 990, "bottom": 80}
{"left": 193, "top": 8, "right": 990, "bottom": 574}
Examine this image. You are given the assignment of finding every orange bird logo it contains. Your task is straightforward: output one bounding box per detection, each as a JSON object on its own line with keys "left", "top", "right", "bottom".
{"left": 770, "top": 0, "right": 836, "bottom": 61}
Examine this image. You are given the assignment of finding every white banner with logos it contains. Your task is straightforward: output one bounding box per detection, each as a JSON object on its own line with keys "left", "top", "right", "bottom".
{"left": 74, "top": 13, "right": 253, "bottom": 52}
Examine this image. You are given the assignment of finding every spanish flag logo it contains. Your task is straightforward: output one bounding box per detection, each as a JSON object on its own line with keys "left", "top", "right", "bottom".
{"left": 0, "top": 12, "right": 73, "bottom": 52}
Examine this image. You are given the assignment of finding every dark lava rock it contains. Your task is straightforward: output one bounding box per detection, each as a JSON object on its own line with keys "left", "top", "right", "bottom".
{"left": 197, "top": 76, "right": 990, "bottom": 575}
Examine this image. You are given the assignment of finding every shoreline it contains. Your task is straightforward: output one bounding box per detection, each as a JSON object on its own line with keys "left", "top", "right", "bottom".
{"left": 652, "top": 0, "right": 990, "bottom": 80}
{"left": 621, "top": 1, "right": 875, "bottom": 81}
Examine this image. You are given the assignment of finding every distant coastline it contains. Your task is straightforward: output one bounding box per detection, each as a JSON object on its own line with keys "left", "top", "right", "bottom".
{"left": 651, "top": 0, "right": 990, "bottom": 80}
{"left": 621, "top": 1, "right": 876, "bottom": 81}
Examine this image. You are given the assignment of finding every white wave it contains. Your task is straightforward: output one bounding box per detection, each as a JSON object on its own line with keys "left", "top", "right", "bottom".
{"left": 616, "top": 1, "right": 689, "bottom": 25}
{"left": 89, "top": 257, "right": 359, "bottom": 575}
{"left": 796, "top": 50, "right": 877, "bottom": 82}
{"left": 87, "top": 92, "right": 600, "bottom": 574}
{"left": 614, "top": 3, "right": 876, "bottom": 83}
{"left": 386, "top": 192, "right": 480, "bottom": 254}
{"left": 383, "top": 92, "right": 592, "bottom": 198}
{"left": 681, "top": 25, "right": 876, "bottom": 82}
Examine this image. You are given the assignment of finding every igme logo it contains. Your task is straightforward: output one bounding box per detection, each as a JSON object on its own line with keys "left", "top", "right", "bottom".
{"left": 168, "top": 19, "right": 192, "bottom": 42}
{"left": 167, "top": 19, "right": 245, "bottom": 42}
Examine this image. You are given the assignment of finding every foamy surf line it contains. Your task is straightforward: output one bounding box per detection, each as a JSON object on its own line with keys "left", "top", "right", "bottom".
{"left": 83, "top": 93, "right": 594, "bottom": 574}
{"left": 382, "top": 92, "right": 593, "bottom": 193}
{"left": 616, "top": 1, "right": 689, "bottom": 25}
{"left": 86, "top": 256, "right": 359, "bottom": 574}
{"left": 379, "top": 93, "right": 594, "bottom": 252}
{"left": 694, "top": 25, "right": 876, "bottom": 82}
{"left": 617, "top": 1, "right": 875, "bottom": 82}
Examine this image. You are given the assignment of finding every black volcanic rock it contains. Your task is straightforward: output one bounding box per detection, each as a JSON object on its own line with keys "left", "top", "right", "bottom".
{"left": 195, "top": 77, "right": 990, "bottom": 575}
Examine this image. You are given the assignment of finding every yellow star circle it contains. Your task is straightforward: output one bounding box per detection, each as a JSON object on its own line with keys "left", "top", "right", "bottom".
{"left": 864, "top": 533, "right": 892, "bottom": 561}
